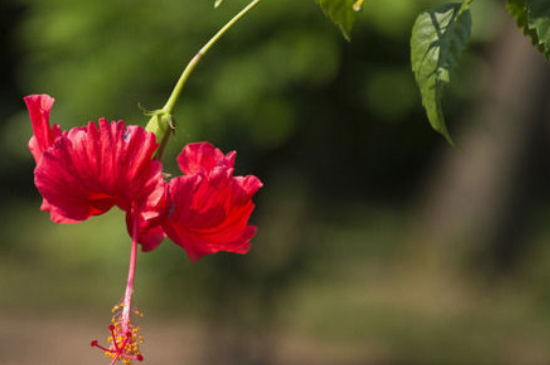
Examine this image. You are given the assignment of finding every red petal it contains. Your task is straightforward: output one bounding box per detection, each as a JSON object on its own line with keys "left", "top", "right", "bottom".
{"left": 35, "top": 119, "right": 164, "bottom": 223}
{"left": 232, "top": 175, "right": 263, "bottom": 204}
{"left": 25, "top": 94, "right": 62, "bottom": 162}
{"left": 177, "top": 142, "right": 235, "bottom": 175}
{"left": 163, "top": 151, "right": 262, "bottom": 261}
{"left": 125, "top": 182, "right": 167, "bottom": 251}
{"left": 126, "top": 211, "right": 166, "bottom": 252}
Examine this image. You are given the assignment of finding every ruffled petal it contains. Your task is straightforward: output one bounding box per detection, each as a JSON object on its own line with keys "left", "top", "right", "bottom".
{"left": 126, "top": 212, "right": 166, "bottom": 252}
{"left": 25, "top": 94, "right": 168, "bottom": 252}
{"left": 35, "top": 136, "right": 109, "bottom": 221}
{"left": 125, "top": 180, "right": 167, "bottom": 251}
{"left": 35, "top": 119, "right": 164, "bottom": 226}
{"left": 164, "top": 144, "right": 262, "bottom": 262}
{"left": 232, "top": 175, "right": 263, "bottom": 204}
{"left": 25, "top": 94, "right": 62, "bottom": 162}
{"left": 177, "top": 142, "right": 235, "bottom": 175}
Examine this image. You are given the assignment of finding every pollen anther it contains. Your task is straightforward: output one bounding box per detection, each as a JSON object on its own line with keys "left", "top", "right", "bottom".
{"left": 91, "top": 306, "right": 145, "bottom": 365}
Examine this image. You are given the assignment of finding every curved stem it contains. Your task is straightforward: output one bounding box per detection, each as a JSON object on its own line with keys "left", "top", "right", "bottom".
{"left": 162, "top": 0, "right": 265, "bottom": 115}
{"left": 461, "top": 0, "right": 476, "bottom": 9}
{"left": 458, "top": 0, "right": 474, "bottom": 16}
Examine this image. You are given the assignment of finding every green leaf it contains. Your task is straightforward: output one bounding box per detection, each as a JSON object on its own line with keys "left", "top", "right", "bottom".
{"left": 411, "top": 3, "right": 471, "bottom": 145}
{"left": 506, "top": 0, "right": 546, "bottom": 55}
{"left": 507, "top": 0, "right": 550, "bottom": 59}
{"left": 214, "top": 0, "right": 224, "bottom": 8}
{"left": 315, "top": 0, "right": 364, "bottom": 40}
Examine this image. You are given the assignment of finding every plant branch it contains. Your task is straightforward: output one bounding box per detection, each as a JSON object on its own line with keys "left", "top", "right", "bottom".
{"left": 162, "top": 0, "right": 265, "bottom": 114}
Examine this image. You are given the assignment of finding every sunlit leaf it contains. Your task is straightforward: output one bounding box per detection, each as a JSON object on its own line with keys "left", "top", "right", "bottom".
{"left": 315, "top": 0, "right": 363, "bottom": 40}
{"left": 411, "top": 3, "right": 471, "bottom": 145}
{"left": 215, "top": 0, "right": 224, "bottom": 8}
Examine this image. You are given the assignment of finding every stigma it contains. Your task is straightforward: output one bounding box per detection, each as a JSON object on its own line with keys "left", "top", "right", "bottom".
{"left": 91, "top": 304, "right": 145, "bottom": 365}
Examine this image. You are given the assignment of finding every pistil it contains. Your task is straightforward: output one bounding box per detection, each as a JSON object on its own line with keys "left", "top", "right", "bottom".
{"left": 91, "top": 207, "right": 144, "bottom": 364}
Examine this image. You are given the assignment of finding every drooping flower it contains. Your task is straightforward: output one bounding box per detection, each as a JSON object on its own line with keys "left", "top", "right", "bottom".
{"left": 25, "top": 95, "right": 263, "bottom": 363}
{"left": 25, "top": 94, "right": 166, "bottom": 249}
{"left": 25, "top": 94, "right": 164, "bottom": 364}
{"left": 163, "top": 142, "right": 263, "bottom": 261}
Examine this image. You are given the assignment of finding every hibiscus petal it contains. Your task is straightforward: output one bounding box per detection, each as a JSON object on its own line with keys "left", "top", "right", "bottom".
{"left": 138, "top": 225, "right": 166, "bottom": 252}
{"left": 126, "top": 211, "right": 166, "bottom": 252}
{"left": 177, "top": 142, "right": 235, "bottom": 175}
{"left": 36, "top": 136, "right": 107, "bottom": 221}
{"left": 26, "top": 94, "right": 168, "bottom": 251}
{"left": 164, "top": 148, "right": 262, "bottom": 262}
{"left": 25, "top": 94, "right": 62, "bottom": 162}
{"left": 125, "top": 180, "right": 167, "bottom": 251}
{"left": 232, "top": 175, "right": 263, "bottom": 204}
{"left": 40, "top": 198, "right": 80, "bottom": 224}
{"left": 35, "top": 119, "right": 165, "bottom": 228}
{"left": 166, "top": 221, "right": 256, "bottom": 262}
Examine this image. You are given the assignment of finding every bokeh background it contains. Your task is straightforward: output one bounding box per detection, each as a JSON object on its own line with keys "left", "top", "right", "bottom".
{"left": 2, "top": 0, "right": 550, "bottom": 364}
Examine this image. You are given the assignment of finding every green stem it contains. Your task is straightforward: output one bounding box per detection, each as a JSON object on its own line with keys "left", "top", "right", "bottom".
{"left": 162, "top": 0, "right": 265, "bottom": 115}
{"left": 458, "top": 0, "right": 475, "bottom": 16}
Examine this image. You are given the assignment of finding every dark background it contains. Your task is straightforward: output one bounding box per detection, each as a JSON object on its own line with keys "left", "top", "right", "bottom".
{"left": 2, "top": 0, "right": 550, "bottom": 364}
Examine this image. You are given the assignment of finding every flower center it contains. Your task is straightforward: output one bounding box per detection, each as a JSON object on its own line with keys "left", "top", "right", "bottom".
{"left": 91, "top": 304, "right": 144, "bottom": 365}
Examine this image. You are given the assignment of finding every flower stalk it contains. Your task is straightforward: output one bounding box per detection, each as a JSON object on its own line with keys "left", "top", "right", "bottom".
{"left": 25, "top": 1, "right": 267, "bottom": 362}
{"left": 145, "top": 0, "right": 265, "bottom": 158}
{"left": 91, "top": 208, "right": 144, "bottom": 364}
{"left": 121, "top": 207, "right": 139, "bottom": 335}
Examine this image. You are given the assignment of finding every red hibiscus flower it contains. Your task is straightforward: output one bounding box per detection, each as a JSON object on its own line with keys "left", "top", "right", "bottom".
{"left": 163, "top": 142, "right": 263, "bottom": 261}
{"left": 25, "top": 94, "right": 166, "bottom": 250}
{"left": 26, "top": 94, "right": 263, "bottom": 364}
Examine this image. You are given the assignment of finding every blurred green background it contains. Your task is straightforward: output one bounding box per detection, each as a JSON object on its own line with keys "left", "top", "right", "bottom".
{"left": 3, "top": 0, "right": 550, "bottom": 364}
